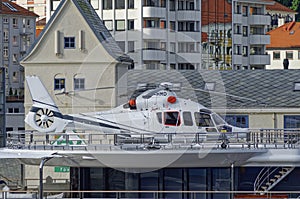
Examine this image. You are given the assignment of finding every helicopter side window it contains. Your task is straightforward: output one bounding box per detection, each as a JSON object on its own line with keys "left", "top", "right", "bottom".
{"left": 156, "top": 112, "right": 162, "bottom": 124}
{"left": 194, "top": 112, "right": 214, "bottom": 127}
{"left": 164, "top": 111, "right": 181, "bottom": 126}
{"left": 183, "top": 111, "right": 193, "bottom": 126}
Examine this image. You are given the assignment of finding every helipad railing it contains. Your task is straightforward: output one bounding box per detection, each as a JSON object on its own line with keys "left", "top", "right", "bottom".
{"left": 5, "top": 129, "right": 300, "bottom": 151}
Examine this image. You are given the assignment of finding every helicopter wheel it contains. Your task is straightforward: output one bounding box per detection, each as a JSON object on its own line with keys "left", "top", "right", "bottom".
{"left": 221, "top": 142, "right": 227, "bottom": 149}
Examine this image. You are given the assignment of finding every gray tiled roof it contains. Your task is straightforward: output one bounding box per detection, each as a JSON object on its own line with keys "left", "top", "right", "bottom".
{"left": 27, "top": 0, "right": 132, "bottom": 64}
{"left": 74, "top": 0, "right": 132, "bottom": 63}
{"left": 127, "top": 70, "right": 300, "bottom": 109}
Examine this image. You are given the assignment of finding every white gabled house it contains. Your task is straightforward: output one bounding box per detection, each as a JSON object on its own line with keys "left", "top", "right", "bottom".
{"left": 21, "top": 0, "right": 133, "bottom": 115}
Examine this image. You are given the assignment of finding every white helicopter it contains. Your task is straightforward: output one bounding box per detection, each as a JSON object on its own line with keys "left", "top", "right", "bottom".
{"left": 25, "top": 76, "right": 249, "bottom": 147}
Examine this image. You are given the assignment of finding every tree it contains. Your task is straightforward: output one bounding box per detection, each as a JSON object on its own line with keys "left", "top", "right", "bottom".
{"left": 291, "top": 0, "right": 300, "bottom": 21}
{"left": 276, "top": 0, "right": 292, "bottom": 7}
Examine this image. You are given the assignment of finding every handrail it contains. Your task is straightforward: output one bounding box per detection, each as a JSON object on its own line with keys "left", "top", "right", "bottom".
{"left": 5, "top": 129, "right": 300, "bottom": 151}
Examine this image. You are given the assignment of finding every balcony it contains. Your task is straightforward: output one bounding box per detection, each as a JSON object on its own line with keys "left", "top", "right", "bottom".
{"left": 233, "top": 14, "right": 243, "bottom": 24}
{"left": 143, "top": 49, "right": 166, "bottom": 61}
{"left": 177, "top": 52, "right": 201, "bottom": 63}
{"left": 143, "top": 7, "right": 166, "bottom": 18}
{"left": 232, "top": 34, "right": 242, "bottom": 44}
{"left": 143, "top": 28, "right": 167, "bottom": 40}
{"left": 177, "top": 10, "right": 201, "bottom": 21}
{"left": 232, "top": 54, "right": 243, "bottom": 65}
{"left": 250, "top": 54, "right": 270, "bottom": 65}
{"left": 249, "top": 15, "right": 271, "bottom": 25}
{"left": 249, "top": 35, "right": 270, "bottom": 45}
{"left": 176, "top": 32, "right": 201, "bottom": 42}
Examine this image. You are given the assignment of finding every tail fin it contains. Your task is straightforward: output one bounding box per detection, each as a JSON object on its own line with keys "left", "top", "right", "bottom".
{"left": 26, "top": 76, "right": 59, "bottom": 112}
{"left": 25, "top": 76, "right": 68, "bottom": 133}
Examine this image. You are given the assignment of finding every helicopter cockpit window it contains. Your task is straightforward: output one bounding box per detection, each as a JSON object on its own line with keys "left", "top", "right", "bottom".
{"left": 164, "top": 111, "right": 180, "bottom": 126}
{"left": 156, "top": 112, "right": 162, "bottom": 124}
{"left": 212, "top": 113, "right": 226, "bottom": 126}
{"left": 183, "top": 111, "right": 193, "bottom": 126}
{"left": 194, "top": 112, "right": 214, "bottom": 127}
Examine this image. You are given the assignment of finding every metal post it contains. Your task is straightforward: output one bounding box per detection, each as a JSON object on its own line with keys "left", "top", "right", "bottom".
{"left": 231, "top": 163, "right": 234, "bottom": 199}
{"left": 39, "top": 157, "right": 53, "bottom": 199}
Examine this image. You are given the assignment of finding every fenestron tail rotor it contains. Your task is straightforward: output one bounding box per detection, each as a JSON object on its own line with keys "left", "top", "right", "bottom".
{"left": 35, "top": 108, "right": 54, "bottom": 128}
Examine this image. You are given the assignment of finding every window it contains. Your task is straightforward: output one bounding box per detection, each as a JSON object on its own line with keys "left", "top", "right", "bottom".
{"left": 178, "top": 0, "right": 184, "bottom": 10}
{"left": 284, "top": 115, "right": 300, "bottom": 128}
{"left": 160, "top": 42, "right": 166, "bottom": 50}
{"left": 74, "top": 78, "right": 85, "bottom": 90}
{"left": 104, "top": 20, "right": 113, "bottom": 31}
{"left": 242, "top": 26, "right": 248, "bottom": 36}
{"left": 170, "top": 42, "right": 176, "bottom": 53}
{"left": 144, "top": 19, "right": 159, "bottom": 28}
{"left": 128, "top": 20, "right": 134, "bottom": 30}
{"left": 194, "top": 112, "right": 213, "bottom": 127}
{"left": 12, "top": 36, "right": 18, "bottom": 46}
{"left": 27, "top": 19, "right": 31, "bottom": 27}
{"left": 64, "top": 37, "right": 75, "bottom": 48}
{"left": 128, "top": 0, "right": 134, "bottom": 8}
{"left": 128, "top": 41, "right": 134, "bottom": 52}
{"left": 13, "top": 18, "right": 18, "bottom": 28}
{"left": 234, "top": 24, "right": 241, "bottom": 34}
{"left": 13, "top": 54, "right": 18, "bottom": 63}
{"left": 242, "top": 6, "right": 248, "bottom": 16}
{"left": 3, "top": 18, "right": 8, "bottom": 23}
{"left": 116, "top": 20, "right": 125, "bottom": 31}
{"left": 235, "top": 4, "right": 241, "bottom": 14}
{"left": 169, "top": 21, "right": 176, "bottom": 31}
{"left": 178, "top": 63, "right": 195, "bottom": 70}
{"left": 242, "top": 46, "right": 248, "bottom": 57}
{"left": 234, "top": 45, "right": 241, "bottom": 55}
{"left": 298, "top": 51, "right": 300, "bottom": 59}
{"left": 160, "top": 20, "right": 166, "bottom": 29}
{"left": 103, "top": 0, "right": 112, "bottom": 9}
{"left": 294, "top": 82, "right": 300, "bottom": 91}
{"left": 3, "top": 29, "right": 9, "bottom": 42}
{"left": 169, "top": 0, "right": 175, "bottom": 11}
{"left": 3, "top": 46, "right": 8, "bottom": 58}
{"left": 164, "top": 111, "right": 180, "bottom": 126}
{"left": 273, "top": 52, "right": 280, "bottom": 60}
{"left": 224, "top": 115, "right": 248, "bottom": 128}
{"left": 115, "top": 0, "right": 125, "bottom": 9}
{"left": 144, "top": 40, "right": 159, "bottom": 49}
{"left": 183, "top": 112, "right": 193, "bottom": 126}
{"left": 286, "top": 51, "right": 293, "bottom": 60}
{"left": 54, "top": 78, "right": 65, "bottom": 90}
{"left": 204, "top": 82, "right": 215, "bottom": 91}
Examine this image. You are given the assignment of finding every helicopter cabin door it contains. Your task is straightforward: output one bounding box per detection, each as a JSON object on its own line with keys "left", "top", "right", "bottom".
{"left": 155, "top": 111, "right": 181, "bottom": 133}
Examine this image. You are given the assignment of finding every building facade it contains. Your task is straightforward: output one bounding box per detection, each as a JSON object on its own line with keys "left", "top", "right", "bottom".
{"left": 47, "top": 0, "right": 202, "bottom": 70}
{"left": 11, "top": 0, "right": 46, "bottom": 22}
{"left": 202, "top": 0, "right": 272, "bottom": 70}
{"left": 0, "top": 0, "right": 38, "bottom": 132}
{"left": 266, "top": 21, "right": 300, "bottom": 69}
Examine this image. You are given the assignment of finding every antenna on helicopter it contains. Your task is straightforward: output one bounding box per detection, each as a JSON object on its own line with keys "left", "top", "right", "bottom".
{"left": 55, "top": 86, "right": 116, "bottom": 95}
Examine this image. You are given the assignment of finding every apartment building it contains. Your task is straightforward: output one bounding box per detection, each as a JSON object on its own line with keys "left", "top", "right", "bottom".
{"left": 47, "top": 0, "right": 202, "bottom": 70}
{"left": 11, "top": 0, "right": 46, "bottom": 21}
{"left": 0, "top": 0, "right": 38, "bottom": 132}
{"left": 202, "top": 0, "right": 272, "bottom": 70}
